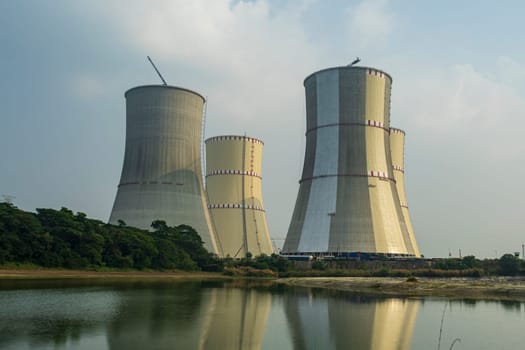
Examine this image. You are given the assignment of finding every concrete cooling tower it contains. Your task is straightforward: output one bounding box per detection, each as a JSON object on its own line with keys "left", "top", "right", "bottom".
{"left": 389, "top": 128, "right": 421, "bottom": 257}
{"left": 283, "top": 66, "right": 418, "bottom": 257}
{"left": 205, "top": 135, "right": 273, "bottom": 258}
{"left": 109, "top": 85, "right": 218, "bottom": 254}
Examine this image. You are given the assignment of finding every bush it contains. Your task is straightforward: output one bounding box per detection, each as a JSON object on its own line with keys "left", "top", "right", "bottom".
{"left": 312, "top": 260, "right": 327, "bottom": 270}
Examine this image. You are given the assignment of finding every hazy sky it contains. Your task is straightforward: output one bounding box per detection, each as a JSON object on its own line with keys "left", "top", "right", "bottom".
{"left": 2, "top": 0, "right": 524, "bottom": 258}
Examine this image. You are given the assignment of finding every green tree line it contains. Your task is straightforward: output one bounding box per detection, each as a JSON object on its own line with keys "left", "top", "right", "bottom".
{"left": 0, "top": 203, "right": 221, "bottom": 271}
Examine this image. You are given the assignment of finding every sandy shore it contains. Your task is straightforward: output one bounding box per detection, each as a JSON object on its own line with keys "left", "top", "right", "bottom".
{"left": 277, "top": 276, "right": 525, "bottom": 301}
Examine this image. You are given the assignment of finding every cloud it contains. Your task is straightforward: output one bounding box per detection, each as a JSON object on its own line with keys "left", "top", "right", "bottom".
{"left": 395, "top": 62, "right": 525, "bottom": 162}
{"left": 495, "top": 55, "right": 525, "bottom": 88}
{"left": 80, "top": 0, "right": 319, "bottom": 132}
{"left": 388, "top": 60, "right": 525, "bottom": 257}
{"left": 345, "top": 0, "right": 394, "bottom": 48}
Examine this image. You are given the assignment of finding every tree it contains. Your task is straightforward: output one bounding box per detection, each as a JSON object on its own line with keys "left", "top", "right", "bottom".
{"left": 462, "top": 255, "right": 477, "bottom": 269}
{"left": 0, "top": 205, "right": 216, "bottom": 271}
{"left": 499, "top": 254, "right": 520, "bottom": 276}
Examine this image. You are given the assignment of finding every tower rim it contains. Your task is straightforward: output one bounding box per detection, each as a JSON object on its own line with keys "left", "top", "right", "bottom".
{"left": 124, "top": 84, "right": 206, "bottom": 102}
{"left": 205, "top": 135, "right": 264, "bottom": 145}
{"left": 389, "top": 127, "right": 406, "bottom": 135}
{"left": 303, "top": 66, "right": 393, "bottom": 86}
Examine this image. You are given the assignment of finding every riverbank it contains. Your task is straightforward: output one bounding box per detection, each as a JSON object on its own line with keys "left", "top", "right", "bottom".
{"left": 2, "top": 269, "right": 525, "bottom": 301}
{"left": 277, "top": 276, "right": 525, "bottom": 301}
{"left": 0, "top": 268, "right": 229, "bottom": 280}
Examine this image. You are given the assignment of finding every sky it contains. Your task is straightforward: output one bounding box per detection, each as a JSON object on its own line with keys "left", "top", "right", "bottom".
{"left": 1, "top": 0, "right": 524, "bottom": 258}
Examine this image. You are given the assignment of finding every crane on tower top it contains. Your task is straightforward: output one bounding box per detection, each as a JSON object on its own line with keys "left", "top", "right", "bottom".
{"left": 147, "top": 56, "right": 167, "bottom": 85}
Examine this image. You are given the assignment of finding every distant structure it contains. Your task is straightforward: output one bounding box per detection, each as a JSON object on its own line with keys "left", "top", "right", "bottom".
{"left": 283, "top": 66, "right": 418, "bottom": 257}
{"left": 389, "top": 128, "right": 421, "bottom": 257}
{"left": 205, "top": 135, "right": 273, "bottom": 257}
{"left": 109, "top": 85, "right": 219, "bottom": 254}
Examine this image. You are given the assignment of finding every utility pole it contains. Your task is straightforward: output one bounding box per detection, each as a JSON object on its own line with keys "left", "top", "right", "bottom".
{"left": 522, "top": 244, "right": 524, "bottom": 261}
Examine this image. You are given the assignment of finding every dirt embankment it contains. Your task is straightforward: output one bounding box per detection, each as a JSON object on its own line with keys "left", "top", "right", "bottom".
{"left": 277, "top": 276, "right": 525, "bottom": 301}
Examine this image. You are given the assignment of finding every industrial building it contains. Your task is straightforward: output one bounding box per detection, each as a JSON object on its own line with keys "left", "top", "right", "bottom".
{"left": 109, "top": 85, "right": 219, "bottom": 254}
{"left": 282, "top": 66, "right": 419, "bottom": 257}
{"left": 390, "top": 127, "right": 421, "bottom": 257}
{"left": 205, "top": 135, "right": 273, "bottom": 257}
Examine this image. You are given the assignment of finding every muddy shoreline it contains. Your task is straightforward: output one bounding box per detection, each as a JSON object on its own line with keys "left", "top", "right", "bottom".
{"left": 276, "top": 276, "right": 525, "bottom": 301}
{"left": 1, "top": 270, "right": 524, "bottom": 301}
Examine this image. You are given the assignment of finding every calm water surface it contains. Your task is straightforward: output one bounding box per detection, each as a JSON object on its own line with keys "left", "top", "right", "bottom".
{"left": 0, "top": 279, "right": 524, "bottom": 350}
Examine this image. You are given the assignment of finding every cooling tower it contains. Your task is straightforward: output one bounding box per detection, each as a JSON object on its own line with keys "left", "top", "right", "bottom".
{"left": 205, "top": 135, "right": 273, "bottom": 258}
{"left": 283, "top": 66, "right": 415, "bottom": 257}
{"left": 109, "top": 85, "right": 218, "bottom": 254}
{"left": 390, "top": 127, "right": 421, "bottom": 257}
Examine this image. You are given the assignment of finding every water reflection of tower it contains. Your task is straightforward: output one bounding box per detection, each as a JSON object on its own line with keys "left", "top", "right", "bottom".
{"left": 199, "top": 287, "right": 271, "bottom": 350}
{"left": 106, "top": 284, "right": 271, "bottom": 350}
{"left": 284, "top": 289, "right": 419, "bottom": 350}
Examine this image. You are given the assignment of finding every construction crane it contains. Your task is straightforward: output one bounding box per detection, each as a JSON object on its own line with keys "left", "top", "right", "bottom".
{"left": 349, "top": 57, "right": 361, "bottom": 66}
{"left": 147, "top": 56, "right": 167, "bottom": 85}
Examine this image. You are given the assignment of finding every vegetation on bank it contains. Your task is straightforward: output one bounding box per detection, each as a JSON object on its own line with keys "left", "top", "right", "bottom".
{"left": 288, "top": 254, "right": 525, "bottom": 278}
{"left": 1, "top": 203, "right": 524, "bottom": 278}
{"left": 0, "top": 203, "right": 221, "bottom": 271}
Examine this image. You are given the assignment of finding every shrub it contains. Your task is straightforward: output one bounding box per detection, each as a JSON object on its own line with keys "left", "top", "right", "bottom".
{"left": 312, "top": 260, "right": 327, "bottom": 270}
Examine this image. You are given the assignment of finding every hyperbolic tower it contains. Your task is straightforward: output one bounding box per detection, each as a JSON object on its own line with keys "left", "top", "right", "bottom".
{"left": 109, "top": 85, "right": 218, "bottom": 254}
{"left": 389, "top": 128, "right": 421, "bottom": 257}
{"left": 283, "top": 66, "right": 418, "bottom": 257}
{"left": 205, "top": 135, "right": 273, "bottom": 257}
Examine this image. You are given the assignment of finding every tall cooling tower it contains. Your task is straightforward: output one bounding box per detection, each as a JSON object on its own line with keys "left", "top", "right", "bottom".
{"left": 389, "top": 128, "right": 421, "bottom": 257}
{"left": 109, "top": 85, "right": 218, "bottom": 254}
{"left": 205, "top": 135, "right": 273, "bottom": 258}
{"left": 283, "top": 66, "right": 416, "bottom": 257}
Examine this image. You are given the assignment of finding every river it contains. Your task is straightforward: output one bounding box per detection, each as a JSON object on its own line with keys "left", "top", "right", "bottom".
{"left": 0, "top": 279, "right": 524, "bottom": 349}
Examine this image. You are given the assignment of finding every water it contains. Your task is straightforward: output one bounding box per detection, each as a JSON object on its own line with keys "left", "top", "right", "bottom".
{"left": 0, "top": 279, "right": 524, "bottom": 350}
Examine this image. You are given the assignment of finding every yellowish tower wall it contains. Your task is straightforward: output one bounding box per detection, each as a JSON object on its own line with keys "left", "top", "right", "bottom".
{"left": 206, "top": 136, "right": 273, "bottom": 258}
{"left": 390, "top": 128, "right": 421, "bottom": 257}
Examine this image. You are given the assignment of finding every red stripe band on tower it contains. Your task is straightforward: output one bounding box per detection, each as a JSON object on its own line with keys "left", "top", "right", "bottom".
{"left": 306, "top": 120, "right": 388, "bottom": 135}
{"left": 392, "top": 165, "right": 405, "bottom": 172}
{"left": 300, "top": 171, "right": 395, "bottom": 184}
{"left": 206, "top": 170, "right": 262, "bottom": 179}
{"left": 208, "top": 203, "right": 265, "bottom": 212}
{"left": 389, "top": 128, "right": 405, "bottom": 135}
{"left": 205, "top": 135, "right": 264, "bottom": 145}
{"left": 118, "top": 181, "right": 179, "bottom": 187}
